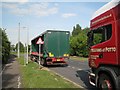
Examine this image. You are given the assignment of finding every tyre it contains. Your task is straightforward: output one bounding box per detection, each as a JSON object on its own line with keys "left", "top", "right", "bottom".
{"left": 31, "top": 56, "right": 36, "bottom": 61}
{"left": 40, "top": 58, "right": 47, "bottom": 66}
{"left": 40, "top": 58, "right": 44, "bottom": 65}
{"left": 98, "top": 73, "right": 114, "bottom": 90}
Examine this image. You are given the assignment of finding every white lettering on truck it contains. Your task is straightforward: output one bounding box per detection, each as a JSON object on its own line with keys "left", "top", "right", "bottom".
{"left": 91, "top": 47, "right": 116, "bottom": 53}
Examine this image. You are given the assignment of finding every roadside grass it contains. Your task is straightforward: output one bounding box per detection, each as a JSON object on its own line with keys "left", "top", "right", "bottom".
{"left": 70, "top": 56, "right": 88, "bottom": 61}
{"left": 10, "top": 52, "right": 17, "bottom": 55}
{"left": 17, "top": 56, "right": 80, "bottom": 88}
{"left": 11, "top": 52, "right": 25, "bottom": 54}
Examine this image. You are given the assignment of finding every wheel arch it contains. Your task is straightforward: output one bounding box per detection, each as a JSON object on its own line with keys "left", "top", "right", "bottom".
{"left": 96, "top": 66, "right": 118, "bottom": 89}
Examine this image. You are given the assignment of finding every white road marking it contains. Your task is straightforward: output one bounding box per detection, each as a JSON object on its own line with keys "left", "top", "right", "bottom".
{"left": 72, "top": 67, "right": 75, "bottom": 69}
{"left": 18, "top": 76, "right": 21, "bottom": 88}
{"left": 78, "top": 68, "right": 82, "bottom": 71}
{"left": 68, "top": 66, "right": 83, "bottom": 71}
{"left": 68, "top": 66, "right": 70, "bottom": 67}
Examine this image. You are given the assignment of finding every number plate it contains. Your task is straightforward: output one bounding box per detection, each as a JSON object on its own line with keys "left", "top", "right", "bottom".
{"left": 57, "top": 59, "right": 60, "bottom": 61}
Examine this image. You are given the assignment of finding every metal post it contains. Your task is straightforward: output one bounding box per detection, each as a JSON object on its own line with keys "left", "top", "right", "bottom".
{"left": 39, "top": 44, "right": 41, "bottom": 67}
{"left": 26, "top": 28, "right": 29, "bottom": 64}
{"left": 24, "top": 44, "right": 26, "bottom": 66}
{"left": 23, "top": 27, "right": 29, "bottom": 65}
{"left": 18, "top": 23, "right": 20, "bottom": 58}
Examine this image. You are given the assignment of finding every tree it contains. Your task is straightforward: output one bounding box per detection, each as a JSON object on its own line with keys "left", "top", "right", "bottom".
{"left": 72, "top": 24, "right": 82, "bottom": 36}
{"left": 82, "top": 27, "right": 90, "bottom": 34}
{"left": 15, "top": 42, "right": 24, "bottom": 52}
{"left": 10, "top": 44, "right": 16, "bottom": 52}
{"left": 0, "top": 28, "right": 11, "bottom": 64}
{"left": 70, "top": 36, "right": 78, "bottom": 55}
{"left": 70, "top": 25, "right": 90, "bottom": 57}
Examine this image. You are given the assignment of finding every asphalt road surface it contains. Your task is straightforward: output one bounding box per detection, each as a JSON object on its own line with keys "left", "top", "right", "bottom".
{"left": 48, "top": 59, "right": 97, "bottom": 90}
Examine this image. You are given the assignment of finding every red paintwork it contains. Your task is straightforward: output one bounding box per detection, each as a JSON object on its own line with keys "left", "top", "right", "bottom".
{"left": 31, "top": 51, "right": 66, "bottom": 64}
{"left": 89, "top": 4, "right": 120, "bottom": 68}
{"left": 47, "top": 57, "right": 65, "bottom": 63}
{"left": 31, "top": 52, "right": 39, "bottom": 56}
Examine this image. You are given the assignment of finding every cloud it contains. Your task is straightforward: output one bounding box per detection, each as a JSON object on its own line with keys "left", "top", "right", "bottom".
{"left": 2, "top": 3, "right": 17, "bottom": 9}
{"left": 29, "top": 3, "right": 58, "bottom": 16}
{"left": 2, "top": 0, "right": 29, "bottom": 3}
{"left": 2, "top": 0, "right": 111, "bottom": 3}
{"left": 2, "top": 2, "right": 58, "bottom": 17}
{"left": 62, "top": 13, "right": 77, "bottom": 18}
{"left": 2, "top": 3, "right": 28, "bottom": 16}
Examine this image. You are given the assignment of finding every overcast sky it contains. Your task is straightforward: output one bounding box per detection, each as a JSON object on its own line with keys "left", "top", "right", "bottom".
{"left": 1, "top": 0, "right": 111, "bottom": 45}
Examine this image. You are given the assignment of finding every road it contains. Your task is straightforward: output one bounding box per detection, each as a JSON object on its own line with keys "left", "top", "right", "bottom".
{"left": 48, "top": 59, "right": 96, "bottom": 90}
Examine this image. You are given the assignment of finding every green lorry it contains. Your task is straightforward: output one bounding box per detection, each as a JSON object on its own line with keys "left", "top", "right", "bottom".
{"left": 31, "top": 30, "right": 70, "bottom": 66}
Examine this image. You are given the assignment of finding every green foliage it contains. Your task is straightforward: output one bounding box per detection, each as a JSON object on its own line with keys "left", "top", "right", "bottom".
{"left": 72, "top": 24, "right": 82, "bottom": 36}
{"left": 15, "top": 42, "right": 24, "bottom": 52}
{"left": 93, "top": 33, "right": 102, "bottom": 45}
{"left": 10, "top": 44, "right": 16, "bottom": 52}
{"left": 70, "top": 24, "right": 89, "bottom": 57}
{"left": 0, "top": 28, "right": 11, "bottom": 64}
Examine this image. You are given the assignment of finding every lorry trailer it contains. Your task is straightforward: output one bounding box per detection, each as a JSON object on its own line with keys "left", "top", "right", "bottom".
{"left": 87, "top": 0, "right": 120, "bottom": 89}
{"left": 31, "top": 30, "right": 70, "bottom": 66}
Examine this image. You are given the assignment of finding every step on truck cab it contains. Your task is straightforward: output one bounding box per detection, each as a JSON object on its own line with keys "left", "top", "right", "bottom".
{"left": 87, "top": 0, "right": 120, "bottom": 89}
{"left": 31, "top": 30, "right": 70, "bottom": 66}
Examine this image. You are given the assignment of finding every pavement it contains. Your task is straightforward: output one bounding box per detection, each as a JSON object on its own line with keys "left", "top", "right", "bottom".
{"left": 2, "top": 55, "right": 21, "bottom": 88}
{"left": 47, "top": 59, "right": 97, "bottom": 90}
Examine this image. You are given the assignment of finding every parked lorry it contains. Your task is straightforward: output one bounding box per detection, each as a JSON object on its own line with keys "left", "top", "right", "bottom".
{"left": 87, "top": 0, "right": 120, "bottom": 89}
{"left": 31, "top": 30, "right": 70, "bottom": 66}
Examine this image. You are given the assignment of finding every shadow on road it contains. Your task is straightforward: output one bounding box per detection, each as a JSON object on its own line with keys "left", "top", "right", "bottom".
{"left": 47, "top": 64, "right": 68, "bottom": 68}
{"left": 76, "top": 70, "right": 97, "bottom": 90}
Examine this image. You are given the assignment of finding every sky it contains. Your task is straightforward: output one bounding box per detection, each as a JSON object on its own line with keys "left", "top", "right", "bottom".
{"left": 1, "top": 0, "right": 112, "bottom": 45}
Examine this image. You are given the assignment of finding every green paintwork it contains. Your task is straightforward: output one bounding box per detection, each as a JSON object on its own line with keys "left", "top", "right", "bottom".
{"left": 31, "top": 37, "right": 39, "bottom": 52}
{"left": 31, "top": 30, "right": 70, "bottom": 58}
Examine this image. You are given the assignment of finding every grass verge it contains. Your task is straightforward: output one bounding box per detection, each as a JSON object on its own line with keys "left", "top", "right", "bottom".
{"left": 70, "top": 56, "right": 88, "bottom": 61}
{"left": 17, "top": 56, "right": 80, "bottom": 88}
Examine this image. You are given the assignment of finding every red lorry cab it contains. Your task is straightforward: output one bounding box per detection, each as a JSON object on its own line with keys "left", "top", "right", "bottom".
{"left": 87, "top": 0, "right": 120, "bottom": 89}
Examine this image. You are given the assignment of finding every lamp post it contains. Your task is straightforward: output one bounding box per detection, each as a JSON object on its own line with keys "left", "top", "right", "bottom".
{"left": 26, "top": 27, "right": 29, "bottom": 64}
{"left": 18, "top": 23, "right": 20, "bottom": 58}
{"left": 23, "top": 27, "right": 29, "bottom": 65}
{"left": 24, "top": 43, "right": 26, "bottom": 66}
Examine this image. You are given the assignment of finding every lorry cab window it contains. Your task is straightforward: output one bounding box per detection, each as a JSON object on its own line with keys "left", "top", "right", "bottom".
{"left": 91, "top": 24, "right": 112, "bottom": 46}
{"left": 87, "top": 31, "right": 93, "bottom": 46}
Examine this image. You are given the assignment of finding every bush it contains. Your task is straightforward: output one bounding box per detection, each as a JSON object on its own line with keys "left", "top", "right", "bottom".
{"left": 0, "top": 28, "right": 10, "bottom": 64}
{"left": 70, "top": 25, "right": 89, "bottom": 57}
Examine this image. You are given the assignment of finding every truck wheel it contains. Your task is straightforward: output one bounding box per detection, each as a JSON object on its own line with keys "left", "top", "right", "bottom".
{"left": 40, "top": 58, "right": 47, "bottom": 66}
{"left": 40, "top": 58, "right": 44, "bottom": 65}
{"left": 98, "top": 73, "right": 113, "bottom": 90}
{"left": 31, "top": 56, "right": 36, "bottom": 62}
{"left": 44, "top": 59, "right": 47, "bottom": 66}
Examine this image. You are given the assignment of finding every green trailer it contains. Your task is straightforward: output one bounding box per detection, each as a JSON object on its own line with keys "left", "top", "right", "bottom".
{"left": 31, "top": 30, "right": 70, "bottom": 66}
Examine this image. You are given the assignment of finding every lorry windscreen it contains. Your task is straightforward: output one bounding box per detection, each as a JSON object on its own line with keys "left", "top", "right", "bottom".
{"left": 88, "top": 24, "right": 112, "bottom": 46}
